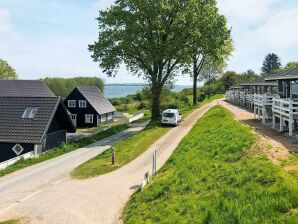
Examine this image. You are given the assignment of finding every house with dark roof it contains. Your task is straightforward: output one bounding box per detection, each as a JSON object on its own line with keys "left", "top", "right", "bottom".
{"left": 0, "top": 80, "right": 76, "bottom": 163}
{"left": 64, "top": 86, "right": 116, "bottom": 127}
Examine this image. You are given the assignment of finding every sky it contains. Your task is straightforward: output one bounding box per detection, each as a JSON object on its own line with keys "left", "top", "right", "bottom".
{"left": 0, "top": 0, "right": 298, "bottom": 85}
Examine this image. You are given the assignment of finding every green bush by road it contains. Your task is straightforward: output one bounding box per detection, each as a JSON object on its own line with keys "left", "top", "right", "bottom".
{"left": 124, "top": 106, "right": 298, "bottom": 223}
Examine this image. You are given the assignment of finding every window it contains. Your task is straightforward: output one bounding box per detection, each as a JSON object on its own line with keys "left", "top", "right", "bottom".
{"left": 101, "top": 114, "right": 106, "bottom": 122}
{"left": 22, "top": 107, "right": 38, "bottom": 119}
{"left": 12, "top": 144, "right": 24, "bottom": 155}
{"left": 85, "top": 114, "right": 94, "bottom": 123}
{"left": 68, "top": 100, "right": 76, "bottom": 108}
{"left": 79, "top": 100, "right": 87, "bottom": 108}
{"left": 108, "top": 112, "right": 113, "bottom": 120}
{"left": 292, "top": 81, "right": 298, "bottom": 95}
{"left": 163, "top": 113, "right": 174, "bottom": 118}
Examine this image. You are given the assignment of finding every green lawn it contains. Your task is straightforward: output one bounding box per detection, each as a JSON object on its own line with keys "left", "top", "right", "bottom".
{"left": 0, "top": 124, "right": 128, "bottom": 177}
{"left": 70, "top": 95, "right": 223, "bottom": 179}
{"left": 71, "top": 122, "right": 171, "bottom": 178}
{"left": 124, "top": 106, "right": 298, "bottom": 223}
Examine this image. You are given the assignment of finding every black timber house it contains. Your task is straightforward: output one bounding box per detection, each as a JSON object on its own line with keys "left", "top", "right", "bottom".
{"left": 64, "top": 86, "right": 116, "bottom": 128}
{"left": 0, "top": 80, "right": 76, "bottom": 163}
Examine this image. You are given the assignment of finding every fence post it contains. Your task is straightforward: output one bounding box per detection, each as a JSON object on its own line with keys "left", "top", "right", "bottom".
{"left": 152, "top": 150, "right": 157, "bottom": 177}
{"left": 112, "top": 147, "right": 115, "bottom": 165}
{"left": 141, "top": 171, "right": 149, "bottom": 191}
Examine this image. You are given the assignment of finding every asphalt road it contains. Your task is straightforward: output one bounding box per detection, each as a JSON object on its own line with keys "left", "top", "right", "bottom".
{"left": 0, "top": 101, "right": 217, "bottom": 224}
{"left": 0, "top": 125, "right": 145, "bottom": 220}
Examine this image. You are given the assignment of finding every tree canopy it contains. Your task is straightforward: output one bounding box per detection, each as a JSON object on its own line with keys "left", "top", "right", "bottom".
{"left": 89, "top": 0, "right": 232, "bottom": 119}
{"left": 0, "top": 59, "right": 17, "bottom": 79}
{"left": 43, "top": 77, "right": 104, "bottom": 98}
{"left": 261, "top": 53, "right": 282, "bottom": 75}
{"left": 277, "top": 61, "right": 298, "bottom": 73}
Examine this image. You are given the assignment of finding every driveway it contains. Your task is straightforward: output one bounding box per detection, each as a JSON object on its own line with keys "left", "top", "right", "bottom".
{"left": 0, "top": 125, "right": 145, "bottom": 220}
{"left": 0, "top": 101, "right": 218, "bottom": 224}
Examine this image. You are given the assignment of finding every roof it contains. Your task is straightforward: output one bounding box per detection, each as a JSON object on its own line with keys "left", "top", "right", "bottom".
{"left": 228, "top": 85, "right": 245, "bottom": 90}
{"left": 265, "top": 67, "right": 298, "bottom": 81}
{"left": 240, "top": 78, "right": 277, "bottom": 87}
{"left": 163, "top": 109, "right": 179, "bottom": 113}
{"left": 76, "top": 86, "right": 116, "bottom": 114}
{"left": 0, "top": 97, "right": 75, "bottom": 144}
{"left": 0, "top": 80, "right": 54, "bottom": 97}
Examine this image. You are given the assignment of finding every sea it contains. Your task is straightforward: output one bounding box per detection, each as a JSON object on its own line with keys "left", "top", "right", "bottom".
{"left": 104, "top": 84, "right": 191, "bottom": 99}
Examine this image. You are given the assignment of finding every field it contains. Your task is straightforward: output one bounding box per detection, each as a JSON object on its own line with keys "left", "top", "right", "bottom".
{"left": 70, "top": 95, "right": 223, "bottom": 179}
{"left": 0, "top": 124, "right": 128, "bottom": 177}
{"left": 124, "top": 106, "right": 298, "bottom": 223}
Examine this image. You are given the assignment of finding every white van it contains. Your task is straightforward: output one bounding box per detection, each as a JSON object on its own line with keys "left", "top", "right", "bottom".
{"left": 161, "top": 109, "right": 182, "bottom": 126}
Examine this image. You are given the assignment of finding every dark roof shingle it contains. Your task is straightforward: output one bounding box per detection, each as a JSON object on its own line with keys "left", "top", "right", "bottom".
{"left": 240, "top": 78, "right": 277, "bottom": 86}
{"left": 265, "top": 67, "right": 298, "bottom": 81}
{"left": 0, "top": 80, "right": 54, "bottom": 97}
{"left": 0, "top": 97, "right": 59, "bottom": 144}
{"left": 77, "top": 86, "right": 116, "bottom": 114}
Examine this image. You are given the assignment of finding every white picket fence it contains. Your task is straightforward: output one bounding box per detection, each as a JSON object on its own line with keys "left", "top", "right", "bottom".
{"left": 127, "top": 112, "right": 144, "bottom": 123}
{"left": 0, "top": 151, "right": 35, "bottom": 170}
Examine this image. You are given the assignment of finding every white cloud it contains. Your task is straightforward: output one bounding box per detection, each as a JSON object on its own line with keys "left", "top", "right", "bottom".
{"left": 218, "top": 0, "right": 298, "bottom": 73}
{"left": 0, "top": 9, "right": 12, "bottom": 32}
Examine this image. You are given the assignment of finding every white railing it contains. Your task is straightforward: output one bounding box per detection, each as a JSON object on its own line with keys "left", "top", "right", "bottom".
{"left": 0, "top": 151, "right": 35, "bottom": 170}
{"left": 272, "top": 98, "right": 298, "bottom": 118}
{"left": 254, "top": 94, "right": 273, "bottom": 107}
{"left": 127, "top": 112, "right": 144, "bottom": 123}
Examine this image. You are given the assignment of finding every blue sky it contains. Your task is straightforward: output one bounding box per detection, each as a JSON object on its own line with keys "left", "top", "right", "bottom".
{"left": 0, "top": 0, "right": 298, "bottom": 84}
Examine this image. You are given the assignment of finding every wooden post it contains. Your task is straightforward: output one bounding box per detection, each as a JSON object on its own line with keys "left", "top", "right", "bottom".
{"left": 112, "top": 147, "right": 115, "bottom": 165}
{"left": 272, "top": 114, "right": 276, "bottom": 129}
{"left": 289, "top": 101, "right": 293, "bottom": 136}
{"left": 280, "top": 117, "right": 283, "bottom": 133}
{"left": 262, "top": 107, "right": 266, "bottom": 124}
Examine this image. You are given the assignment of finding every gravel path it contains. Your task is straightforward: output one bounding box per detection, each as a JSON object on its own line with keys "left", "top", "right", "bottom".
{"left": 0, "top": 101, "right": 217, "bottom": 224}
{"left": 220, "top": 100, "right": 298, "bottom": 163}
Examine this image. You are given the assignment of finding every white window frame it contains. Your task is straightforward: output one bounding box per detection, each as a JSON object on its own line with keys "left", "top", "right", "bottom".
{"left": 68, "top": 100, "right": 76, "bottom": 108}
{"left": 101, "top": 114, "right": 106, "bottom": 122}
{"left": 85, "top": 114, "right": 94, "bottom": 124}
{"left": 22, "top": 107, "right": 38, "bottom": 119}
{"left": 108, "top": 112, "right": 113, "bottom": 120}
{"left": 12, "top": 144, "right": 24, "bottom": 155}
{"left": 79, "top": 100, "right": 87, "bottom": 108}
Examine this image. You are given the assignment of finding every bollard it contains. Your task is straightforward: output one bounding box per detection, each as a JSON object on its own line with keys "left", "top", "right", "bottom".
{"left": 152, "top": 150, "right": 157, "bottom": 177}
{"left": 141, "top": 171, "right": 149, "bottom": 191}
{"left": 112, "top": 147, "right": 115, "bottom": 165}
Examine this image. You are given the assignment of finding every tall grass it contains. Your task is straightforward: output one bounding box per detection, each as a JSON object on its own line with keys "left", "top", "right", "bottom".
{"left": 124, "top": 106, "right": 298, "bottom": 223}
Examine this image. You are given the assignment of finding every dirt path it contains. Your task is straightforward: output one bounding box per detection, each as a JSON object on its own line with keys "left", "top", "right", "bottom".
{"left": 0, "top": 101, "right": 217, "bottom": 224}
{"left": 220, "top": 100, "right": 298, "bottom": 164}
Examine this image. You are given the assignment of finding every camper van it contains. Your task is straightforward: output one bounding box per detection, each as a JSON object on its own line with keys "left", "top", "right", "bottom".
{"left": 161, "top": 109, "right": 182, "bottom": 126}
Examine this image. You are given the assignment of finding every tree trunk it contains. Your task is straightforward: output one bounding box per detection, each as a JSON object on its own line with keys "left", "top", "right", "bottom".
{"left": 151, "top": 86, "right": 161, "bottom": 120}
{"left": 193, "top": 70, "right": 198, "bottom": 105}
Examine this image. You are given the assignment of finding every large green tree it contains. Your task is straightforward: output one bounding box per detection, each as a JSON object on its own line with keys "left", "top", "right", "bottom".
{"left": 89, "top": 0, "right": 213, "bottom": 120}
{"left": 261, "top": 53, "right": 281, "bottom": 75}
{"left": 0, "top": 59, "right": 17, "bottom": 79}
{"left": 190, "top": 0, "right": 232, "bottom": 105}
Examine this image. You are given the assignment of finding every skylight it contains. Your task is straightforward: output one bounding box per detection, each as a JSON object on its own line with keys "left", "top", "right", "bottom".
{"left": 22, "top": 107, "right": 38, "bottom": 119}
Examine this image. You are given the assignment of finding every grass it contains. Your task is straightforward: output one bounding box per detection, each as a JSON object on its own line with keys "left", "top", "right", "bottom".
{"left": 180, "top": 93, "right": 223, "bottom": 116}
{"left": 0, "top": 124, "right": 128, "bottom": 177}
{"left": 0, "top": 220, "right": 22, "bottom": 224}
{"left": 71, "top": 122, "right": 171, "bottom": 178}
{"left": 70, "top": 95, "right": 223, "bottom": 179}
{"left": 124, "top": 106, "right": 298, "bottom": 224}
{"left": 281, "top": 152, "right": 298, "bottom": 179}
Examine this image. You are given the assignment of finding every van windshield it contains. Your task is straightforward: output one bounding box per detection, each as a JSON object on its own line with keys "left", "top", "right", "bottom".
{"left": 163, "top": 113, "right": 175, "bottom": 118}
